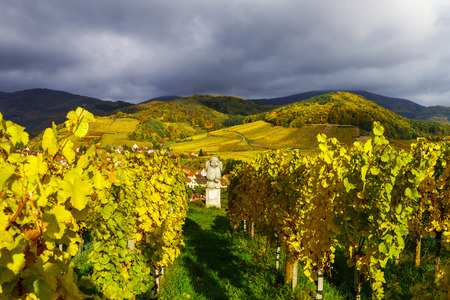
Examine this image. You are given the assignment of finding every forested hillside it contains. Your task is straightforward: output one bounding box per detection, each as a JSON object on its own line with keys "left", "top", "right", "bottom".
{"left": 0, "top": 88, "right": 132, "bottom": 137}
{"left": 186, "top": 95, "right": 275, "bottom": 116}
{"left": 245, "top": 92, "right": 449, "bottom": 140}
{"left": 120, "top": 95, "right": 275, "bottom": 145}
{"left": 250, "top": 90, "right": 450, "bottom": 123}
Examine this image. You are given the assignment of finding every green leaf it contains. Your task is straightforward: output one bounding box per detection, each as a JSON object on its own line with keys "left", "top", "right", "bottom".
{"left": 379, "top": 242, "right": 389, "bottom": 254}
{"left": 0, "top": 164, "right": 16, "bottom": 187}
{"left": 385, "top": 183, "right": 393, "bottom": 199}
{"left": 381, "top": 151, "right": 389, "bottom": 162}
{"left": 50, "top": 205, "right": 73, "bottom": 224}
{"left": 33, "top": 279, "right": 53, "bottom": 299}
{"left": 343, "top": 177, "right": 355, "bottom": 192}
{"left": 394, "top": 225, "right": 406, "bottom": 236}
{"left": 404, "top": 188, "right": 413, "bottom": 199}
{"left": 370, "top": 167, "right": 380, "bottom": 176}
{"left": 43, "top": 213, "right": 65, "bottom": 239}
{"left": 8, "top": 253, "right": 26, "bottom": 274}
{"left": 364, "top": 140, "right": 373, "bottom": 153}
{"left": 373, "top": 122, "right": 384, "bottom": 136}
{"left": 361, "top": 165, "right": 369, "bottom": 181}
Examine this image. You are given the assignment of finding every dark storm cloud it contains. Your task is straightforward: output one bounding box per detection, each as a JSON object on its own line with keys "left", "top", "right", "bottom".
{"left": 1, "top": 0, "right": 450, "bottom": 105}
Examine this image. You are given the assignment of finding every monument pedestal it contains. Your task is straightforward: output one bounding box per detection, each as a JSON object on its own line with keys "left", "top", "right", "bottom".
{"left": 206, "top": 188, "right": 221, "bottom": 208}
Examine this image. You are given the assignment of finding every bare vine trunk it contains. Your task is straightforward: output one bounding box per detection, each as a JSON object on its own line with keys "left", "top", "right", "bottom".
{"left": 435, "top": 230, "right": 443, "bottom": 280}
{"left": 316, "top": 269, "right": 324, "bottom": 300}
{"left": 276, "top": 244, "right": 281, "bottom": 270}
{"left": 354, "top": 267, "right": 362, "bottom": 300}
{"left": 285, "top": 256, "right": 293, "bottom": 284}
{"left": 250, "top": 221, "right": 255, "bottom": 238}
{"left": 78, "top": 239, "right": 84, "bottom": 258}
{"left": 415, "top": 205, "right": 423, "bottom": 267}
{"left": 415, "top": 236, "right": 421, "bottom": 267}
{"left": 292, "top": 260, "right": 298, "bottom": 290}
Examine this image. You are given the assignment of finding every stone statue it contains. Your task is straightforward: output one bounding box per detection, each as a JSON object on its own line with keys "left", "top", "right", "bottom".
{"left": 206, "top": 157, "right": 223, "bottom": 189}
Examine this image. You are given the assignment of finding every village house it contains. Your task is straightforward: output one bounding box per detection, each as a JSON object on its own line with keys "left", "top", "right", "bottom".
{"left": 193, "top": 174, "right": 207, "bottom": 186}
{"left": 186, "top": 177, "right": 198, "bottom": 189}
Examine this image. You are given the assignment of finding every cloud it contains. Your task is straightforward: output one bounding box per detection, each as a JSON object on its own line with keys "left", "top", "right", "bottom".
{"left": 1, "top": 0, "right": 450, "bottom": 105}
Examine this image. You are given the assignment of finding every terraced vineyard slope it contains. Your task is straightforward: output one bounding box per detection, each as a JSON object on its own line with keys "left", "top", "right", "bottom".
{"left": 170, "top": 120, "right": 362, "bottom": 160}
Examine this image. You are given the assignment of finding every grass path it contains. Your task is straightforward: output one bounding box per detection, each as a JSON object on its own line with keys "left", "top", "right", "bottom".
{"left": 158, "top": 205, "right": 299, "bottom": 299}
{"left": 157, "top": 203, "right": 448, "bottom": 299}
{"left": 229, "top": 130, "right": 255, "bottom": 151}
{"left": 157, "top": 204, "right": 351, "bottom": 300}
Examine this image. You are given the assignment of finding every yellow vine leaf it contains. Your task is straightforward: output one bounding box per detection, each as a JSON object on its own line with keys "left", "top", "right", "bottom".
{"left": 42, "top": 128, "right": 59, "bottom": 156}
{"left": 66, "top": 107, "right": 95, "bottom": 137}
{"left": 61, "top": 139, "right": 75, "bottom": 163}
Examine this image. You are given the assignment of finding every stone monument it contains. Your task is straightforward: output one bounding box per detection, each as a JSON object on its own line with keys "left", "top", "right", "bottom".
{"left": 205, "top": 157, "right": 222, "bottom": 208}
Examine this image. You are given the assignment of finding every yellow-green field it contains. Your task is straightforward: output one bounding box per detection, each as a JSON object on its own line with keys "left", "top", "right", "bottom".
{"left": 165, "top": 122, "right": 198, "bottom": 134}
{"left": 89, "top": 117, "right": 139, "bottom": 133}
{"left": 55, "top": 116, "right": 149, "bottom": 148}
{"left": 170, "top": 121, "right": 363, "bottom": 158}
{"left": 84, "top": 117, "right": 146, "bottom": 147}
{"left": 68, "top": 117, "right": 202, "bottom": 148}
{"left": 98, "top": 133, "right": 150, "bottom": 148}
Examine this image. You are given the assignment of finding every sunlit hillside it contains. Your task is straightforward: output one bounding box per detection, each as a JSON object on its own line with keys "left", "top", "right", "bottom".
{"left": 246, "top": 92, "right": 449, "bottom": 140}
{"left": 170, "top": 120, "right": 362, "bottom": 159}
{"left": 29, "top": 116, "right": 195, "bottom": 149}
{"left": 26, "top": 91, "right": 448, "bottom": 155}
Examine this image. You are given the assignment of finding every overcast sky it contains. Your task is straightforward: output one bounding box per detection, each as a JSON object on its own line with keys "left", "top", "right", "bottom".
{"left": 1, "top": 0, "right": 450, "bottom": 106}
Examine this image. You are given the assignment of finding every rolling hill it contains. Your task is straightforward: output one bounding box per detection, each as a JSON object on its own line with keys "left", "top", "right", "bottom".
{"left": 0, "top": 88, "right": 133, "bottom": 137}
{"left": 249, "top": 90, "right": 450, "bottom": 123}
{"left": 246, "top": 92, "right": 449, "bottom": 140}
{"left": 117, "top": 95, "right": 277, "bottom": 145}
{"left": 2, "top": 89, "right": 449, "bottom": 156}
{"left": 139, "top": 95, "right": 181, "bottom": 104}
{"left": 123, "top": 94, "right": 275, "bottom": 117}
{"left": 180, "top": 95, "right": 276, "bottom": 116}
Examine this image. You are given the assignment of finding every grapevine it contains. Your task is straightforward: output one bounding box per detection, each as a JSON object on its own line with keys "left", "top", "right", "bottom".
{"left": 227, "top": 121, "right": 443, "bottom": 299}
{"left": 0, "top": 108, "right": 188, "bottom": 299}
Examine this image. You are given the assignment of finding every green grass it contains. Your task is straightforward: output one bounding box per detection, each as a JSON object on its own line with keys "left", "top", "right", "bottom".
{"left": 73, "top": 203, "right": 450, "bottom": 299}
{"left": 159, "top": 205, "right": 296, "bottom": 300}
{"left": 156, "top": 204, "right": 450, "bottom": 299}
{"left": 157, "top": 204, "right": 352, "bottom": 300}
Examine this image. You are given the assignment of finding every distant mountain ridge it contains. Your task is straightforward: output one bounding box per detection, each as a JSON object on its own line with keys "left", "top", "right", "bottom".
{"left": 0, "top": 88, "right": 133, "bottom": 137}
{"left": 1, "top": 87, "right": 449, "bottom": 141}
{"left": 249, "top": 90, "right": 449, "bottom": 122}
{"left": 139, "top": 95, "right": 181, "bottom": 104}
